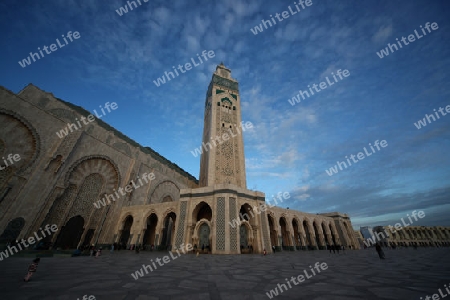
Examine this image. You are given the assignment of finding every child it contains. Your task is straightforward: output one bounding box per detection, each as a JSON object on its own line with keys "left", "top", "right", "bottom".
{"left": 24, "top": 258, "right": 40, "bottom": 282}
{"left": 95, "top": 247, "right": 102, "bottom": 258}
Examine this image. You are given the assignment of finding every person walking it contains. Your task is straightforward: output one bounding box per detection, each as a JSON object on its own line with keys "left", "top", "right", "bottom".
{"left": 110, "top": 244, "right": 114, "bottom": 253}
{"left": 24, "top": 258, "right": 40, "bottom": 282}
{"left": 375, "top": 243, "right": 385, "bottom": 259}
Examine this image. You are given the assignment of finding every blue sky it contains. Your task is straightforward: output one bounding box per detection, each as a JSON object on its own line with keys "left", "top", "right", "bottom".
{"left": 1, "top": 0, "right": 449, "bottom": 229}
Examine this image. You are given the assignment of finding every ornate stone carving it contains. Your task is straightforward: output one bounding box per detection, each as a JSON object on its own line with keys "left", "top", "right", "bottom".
{"left": 66, "top": 173, "right": 104, "bottom": 222}
{"left": 229, "top": 197, "right": 237, "bottom": 251}
{"left": 0, "top": 110, "right": 40, "bottom": 174}
{"left": 42, "top": 184, "right": 78, "bottom": 228}
{"left": 64, "top": 156, "right": 120, "bottom": 193}
{"left": 212, "top": 74, "right": 239, "bottom": 92}
{"left": 174, "top": 201, "right": 187, "bottom": 248}
{"left": 216, "top": 197, "right": 225, "bottom": 250}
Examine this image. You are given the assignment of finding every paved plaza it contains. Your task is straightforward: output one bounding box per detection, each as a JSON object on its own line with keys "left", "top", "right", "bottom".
{"left": 0, "top": 247, "right": 449, "bottom": 300}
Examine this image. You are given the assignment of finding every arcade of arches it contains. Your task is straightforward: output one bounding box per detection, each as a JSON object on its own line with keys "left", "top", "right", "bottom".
{"left": 373, "top": 226, "right": 450, "bottom": 248}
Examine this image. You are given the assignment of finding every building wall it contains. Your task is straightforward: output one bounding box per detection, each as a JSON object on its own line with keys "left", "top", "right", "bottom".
{"left": 379, "top": 225, "right": 450, "bottom": 247}
{"left": 0, "top": 85, "right": 197, "bottom": 248}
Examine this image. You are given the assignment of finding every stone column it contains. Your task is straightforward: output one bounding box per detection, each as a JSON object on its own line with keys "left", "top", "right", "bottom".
{"left": 323, "top": 225, "right": 332, "bottom": 246}
{"left": 344, "top": 222, "right": 358, "bottom": 248}
{"left": 315, "top": 225, "right": 325, "bottom": 248}
{"left": 308, "top": 225, "right": 317, "bottom": 249}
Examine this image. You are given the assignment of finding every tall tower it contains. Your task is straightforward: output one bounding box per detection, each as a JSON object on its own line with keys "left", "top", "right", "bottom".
{"left": 199, "top": 63, "right": 247, "bottom": 188}
{"left": 178, "top": 64, "right": 270, "bottom": 254}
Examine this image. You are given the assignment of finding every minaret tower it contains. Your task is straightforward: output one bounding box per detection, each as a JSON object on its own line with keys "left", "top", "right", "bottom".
{"left": 178, "top": 64, "right": 270, "bottom": 255}
{"left": 199, "top": 63, "right": 247, "bottom": 188}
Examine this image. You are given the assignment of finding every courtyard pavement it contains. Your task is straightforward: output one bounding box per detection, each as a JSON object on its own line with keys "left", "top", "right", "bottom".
{"left": 0, "top": 247, "right": 449, "bottom": 300}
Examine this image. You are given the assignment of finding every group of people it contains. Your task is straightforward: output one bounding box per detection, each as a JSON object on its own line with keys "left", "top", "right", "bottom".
{"left": 109, "top": 243, "right": 158, "bottom": 253}
{"left": 89, "top": 245, "right": 102, "bottom": 257}
{"left": 240, "top": 244, "right": 254, "bottom": 253}
{"left": 327, "top": 244, "right": 345, "bottom": 254}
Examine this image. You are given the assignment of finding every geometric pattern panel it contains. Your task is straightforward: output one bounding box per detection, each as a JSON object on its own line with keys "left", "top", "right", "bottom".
{"left": 43, "top": 184, "right": 78, "bottom": 227}
{"left": 229, "top": 197, "right": 237, "bottom": 251}
{"left": 88, "top": 200, "right": 106, "bottom": 229}
{"left": 67, "top": 173, "right": 104, "bottom": 222}
{"left": 174, "top": 201, "right": 187, "bottom": 248}
{"left": 216, "top": 197, "right": 225, "bottom": 250}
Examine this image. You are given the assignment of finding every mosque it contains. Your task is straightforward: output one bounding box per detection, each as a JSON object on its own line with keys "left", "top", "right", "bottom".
{"left": 0, "top": 63, "right": 360, "bottom": 254}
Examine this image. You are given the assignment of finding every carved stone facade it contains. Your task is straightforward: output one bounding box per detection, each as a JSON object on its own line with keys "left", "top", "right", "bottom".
{"left": 0, "top": 84, "right": 197, "bottom": 249}
{"left": 0, "top": 65, "right": 361, "bottom": 253}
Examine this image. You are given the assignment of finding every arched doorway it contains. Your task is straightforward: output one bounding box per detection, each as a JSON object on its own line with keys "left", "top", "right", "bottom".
{"left": 119, "top": 216, "right": 133, "bottom": 248}
{"left": 199, "top": 223, "right": 210, "bottom": 251}
{"left": 0, "top": 217, "right": 25, "bottom": 244}
{"left": 196, "top": 203, "right": 212, "bottom": 221}
{"left": 239, "top": 224, "right": 249, "bottom": 251}
{"left": 192, "top": 202, "right": 212, "bottom": 251}
{"left": 268, "top": 215, "right": 277, "bottom": 250}
{"left": 143, "top": 213, "right": 158, "bottom": 248}
{"left": 161, "top": 212, "right": 176, "bottom": 250}
{"left": 280, "top": 217, "right": 290, "bottom": 250}
{"left": 239, "top": 204, "right": 255, "bottom": 224}
{"left": 55, "top": 216, "right": 84, "bottom": 249}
